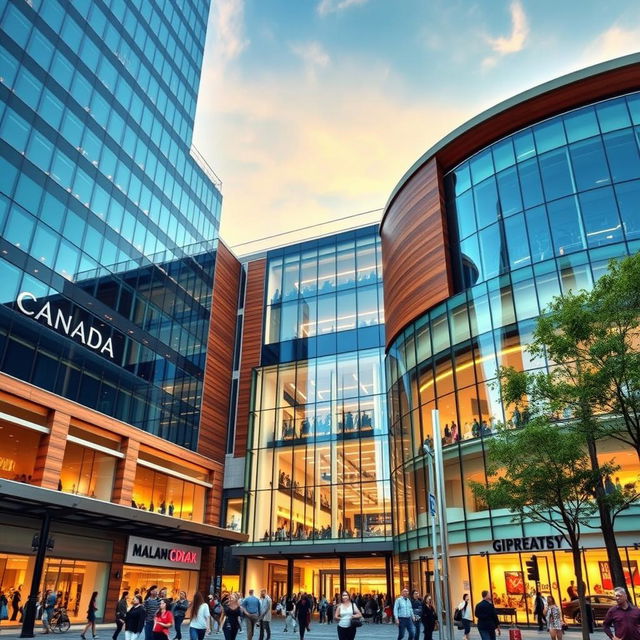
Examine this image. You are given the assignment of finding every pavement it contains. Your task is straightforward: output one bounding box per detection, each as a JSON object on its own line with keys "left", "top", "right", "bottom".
{"left": 0, "top": 620, "right": 607, "bottom": 640}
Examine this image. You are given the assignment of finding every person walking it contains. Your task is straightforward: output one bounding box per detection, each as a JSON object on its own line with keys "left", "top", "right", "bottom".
{"left": 474, "top": 591, "right": 501, "bottom": 640}
{"left": 0, "top": 590, "right": 9, "bottom": 623}
{"left": 124, "top": 595, "right": 146, "bottom": 640}
{"left": 456, "top": 594, "right": 473, "bottom": 640}
{"left": 114, "top": 592, "right": 129, "bottom": 640}
{"left": 543, "top": 596, "right": 563, "bottom": 640}
{"left": 11, "top": 587, "right": 22, "bottom": 621}
{"left": 221, "top": 594, "right": 242, "bottom": 640}
{"left": 421, "top": 596, "right": 437, "bottom": 640}
{"left": 534, "top": 592, "right": 547, "bottom": 632}
{"left": 258, "top": 590, "right": 272, "bottom": 640}
{"left": 318, "top": 597, "right": 328, "bottom": 624}
{"left": 603, "top": 587, "right": 640, "bottom": 640}
{"left": 296, "top": 593, "right": 312, "bottom": 640}
{"left": 284, "top": 599, "right": 297, "bottom": 633}
{"left": 44, "top": 589, "right": 57, "bottom": 633}
{"left": 144, "top": 588, "right": 162, "bottom": 640}
{"left": 241, "top": 590, "right": 261, "bottom": 640}
{"left": 394, "top": 589, "right": 416, "bottom": 640}
{"left": 152, "top": 600, "right": 174, "bottom": 640}
{"left": 172, "top": 592, "right": 189, "bottom": 640}
{"left": 335, "top": 592, "right": 362, "bottom": 640}
{"left": 411, "top": 591, "right": 423, "bottom": 640}
{"left": 81, "top": 592, "right": 99, "bottom": 640}
{"left": 188, "top": 592, "right": 211, "bottom": 640}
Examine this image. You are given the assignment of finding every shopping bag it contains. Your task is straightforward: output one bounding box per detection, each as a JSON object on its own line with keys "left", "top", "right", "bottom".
{"left": 509, "top": 628, "right": 522, "bottom": 640}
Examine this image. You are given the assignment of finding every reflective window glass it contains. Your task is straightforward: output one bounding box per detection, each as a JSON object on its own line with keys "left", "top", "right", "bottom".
{"left": 504, "top": 213, "right": 531, "bottom": 269}
{"left": 1, "top": 109, "right": 30, "bottom": 151}
{"left": 539, "top": 148, "right": 575, "bottom": 201}
{"left": 357, "top": 284, "right": 378, "bottom": 328}
{"left": 5, "top": 205, "right": 35, "bottom": 250}
{"left": 473, "top": 176, "right": 499, "bottom": 229}
{"left": 563, "top": 106, "right": 600, "bottom": 142}
{"left": 627, "top": 94, "right": 640, "bottom": 125}
{"left": 26, "top": 130, "right": 54, "bottom": 172}
{"left": 469, "top": 149, "right": 494, "bottom": 185}
{"left": 496, "top": 166, "right": 523, "bottom": 217}
{"left": 596, "top": 97, "right": 631, "bottom": 133}
{"left": 336, "top": 290, "right": 356, "bottom": 331}
{"left": 459, "top": 235, "right": 482, "bottom": 287}
{"left": 525, "top": 205, "right": 553, "bottom": 263}
{"left": 478, "top": 223, "right": 504, "bottom": 280}
{"left": 491, "top": 138, "right": 516, "bottom": 172}
{"left": 603, "top": 129, "right": 640, "bottom": 183}
{"left": 578, "top": 187, "right": 623, "bottom": 248}
{"left": 455, "top": 190, "right": 476, "bottom": 239}
{"left": 547, "top": 196, "right": 585, "bottom": 256}
{"left": 513, "top": 129, "right": 536, "bottom": 162}
{"left": 569, "top": 137, "right": 610, "bottom": 191}
{"left": 453, "top": 162, "right": 471, "bottom": 196}
{"left": 0, "top": 45, "right": 19, "bottom": 87}
{"left": 615, "top": 180, "right": 640, "bottom": 240}
{"left": 517, "top": 158, "right": 544, "bottom": 209}
{"left": 533, "top": 117, "right": 566, "bottom": 153}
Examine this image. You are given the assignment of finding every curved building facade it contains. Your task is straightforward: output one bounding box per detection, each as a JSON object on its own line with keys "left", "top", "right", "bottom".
{"left": 381, "top": 54, "right": 640, "bottom": 618}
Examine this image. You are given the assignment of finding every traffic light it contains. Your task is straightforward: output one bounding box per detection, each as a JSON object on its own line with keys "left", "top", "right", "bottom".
{"left": 526, "top": 555, "right": 540, "bottom": 582}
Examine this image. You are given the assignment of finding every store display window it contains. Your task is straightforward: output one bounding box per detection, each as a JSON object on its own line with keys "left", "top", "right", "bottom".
{"left": 0, "top": 423, "right": 41, "bottom": 483}
{"left": 59, "top": 441, "right": 116, "bottom": 500}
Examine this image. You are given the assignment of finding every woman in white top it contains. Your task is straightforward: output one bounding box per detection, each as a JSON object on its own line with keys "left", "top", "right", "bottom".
{"left": 334, "top": 592, "right": 363, "bottom": 640}
{"left": 456, "top": 594, "right": 473, "bottom": 640}
{"left": 189, "top": 592, "right": 212, "bottom": 640}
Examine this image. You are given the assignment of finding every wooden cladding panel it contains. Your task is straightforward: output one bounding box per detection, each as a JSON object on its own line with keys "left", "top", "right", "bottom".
{"left": 435, "top": 63, "right": 640, "bottom": 173}
{"left": 112, "top": 437, "right": 140, "bottom": 506}
{"left": 199, "top": 242, "right": 242, "bottom": 462}
{"left": 105, "top": 536, "right": 126, "bottom": 619}
{"left": 381, "top": 157, "right": 452, "bottom": 348}
{"left": 205, "top": 469, "right": 223, "bottom": 527}
{"left": 234, "top": 259, "right": 266, "bottom": 458}
{"left": 32, "top": 410, "right": 70, "bottom": 489}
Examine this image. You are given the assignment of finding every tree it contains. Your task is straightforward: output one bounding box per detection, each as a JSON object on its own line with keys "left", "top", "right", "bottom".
{"left": 498, "top": 254, "right": 640, "bottom": 594}
{"left": 471, "top": 419, "right": 614, "bottom": 640}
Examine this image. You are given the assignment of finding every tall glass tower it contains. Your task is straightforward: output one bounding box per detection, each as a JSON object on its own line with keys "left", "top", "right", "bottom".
{"left": 0, "top": 0, "right": 221, "bottom": 449}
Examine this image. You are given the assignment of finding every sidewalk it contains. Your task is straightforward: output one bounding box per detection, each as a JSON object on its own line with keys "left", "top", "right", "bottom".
{"left": 0, "top": 621, "right": 606, "bottom": 640}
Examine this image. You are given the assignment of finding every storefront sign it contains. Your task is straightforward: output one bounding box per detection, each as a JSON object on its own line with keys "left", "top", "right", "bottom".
{"left": 492, "top": 535, "right": 565, "bottom": 553}
{"left": 16, "top": 292, "right": 115, "bottom": 359}
{"left": 125, "top": 536, "right": 201, "bottom": 570}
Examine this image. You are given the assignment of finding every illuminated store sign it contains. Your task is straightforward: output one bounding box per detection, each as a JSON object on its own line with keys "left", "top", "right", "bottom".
{"left": 492, "top": 536, "right": 566, "bottom": 553}
{"left": 125, "top": 535, "right": 201, "bottom": 570}
{"left": 16, "top": 292, "right": 115, "bottom": 359}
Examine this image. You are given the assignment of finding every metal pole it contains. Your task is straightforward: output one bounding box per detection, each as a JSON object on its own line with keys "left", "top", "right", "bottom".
{"left": 426, "top": 447, "right": 443, "bottom": 626}
{"left": 432, "top": 409, "right": 454, "bottom": 640}
{"left": 21, "top": 511, "right": 51, "bottom": 638}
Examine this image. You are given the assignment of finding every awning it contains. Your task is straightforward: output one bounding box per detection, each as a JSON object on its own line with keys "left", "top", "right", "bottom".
{"left": 232, "top": 540, "right": 393, "bottom": 558}
{"left": 0, "top": 479, "right": 248, "bottom": 547}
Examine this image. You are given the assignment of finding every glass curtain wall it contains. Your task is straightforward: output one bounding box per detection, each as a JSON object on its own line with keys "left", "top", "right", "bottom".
{"left": 387, "top": 91, "right": 640, "bottom": 551}
{"left": 246, "top": 348, "right": 391, "bottom": 543}
{"left": 0, "top": 0, "right": 221, "bottom": 448}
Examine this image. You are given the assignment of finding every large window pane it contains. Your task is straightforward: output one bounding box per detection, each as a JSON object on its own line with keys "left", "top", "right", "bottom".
{"left": 548, "top": 196, "right": 585, "bottom": 256}
{"left": 569, "top": 137, "right": 610, "bottom": 191}
{"left": 539, "top": 148, "right": 575, "bottom": 201}
{"left": 578, "top": 187, "right": 623, "bottom": 248}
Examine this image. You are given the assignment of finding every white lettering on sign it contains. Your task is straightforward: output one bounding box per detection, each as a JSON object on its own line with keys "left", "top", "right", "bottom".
{"left": 16, "top": 292, "right": 114, "bottom": 359}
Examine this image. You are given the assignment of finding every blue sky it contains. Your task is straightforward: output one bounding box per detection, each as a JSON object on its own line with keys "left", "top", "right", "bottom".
{"left": 192, "top": 0, "right": 640, "bottom": 250}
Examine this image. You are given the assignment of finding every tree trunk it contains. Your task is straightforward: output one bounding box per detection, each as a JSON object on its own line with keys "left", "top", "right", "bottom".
{"left": 570, "top": 543, "right": 590, "bottom": 640}
{"left": 585, "top": 435, "right": 627, "bottom": 590}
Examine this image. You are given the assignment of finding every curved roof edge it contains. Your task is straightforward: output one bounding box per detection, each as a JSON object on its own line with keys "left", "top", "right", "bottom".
{"left": 380, "top": 53, "right": 640, "bottom": 232}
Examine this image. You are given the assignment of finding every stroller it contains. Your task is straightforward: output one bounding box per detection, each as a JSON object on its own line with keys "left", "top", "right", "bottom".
{"left": 49, "top": 607, "right": 71, "bottom": 633}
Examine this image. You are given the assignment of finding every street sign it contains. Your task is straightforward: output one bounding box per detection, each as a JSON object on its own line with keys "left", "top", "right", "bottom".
{"left": 429, "top": 492, "right": 436, "bottom": 516}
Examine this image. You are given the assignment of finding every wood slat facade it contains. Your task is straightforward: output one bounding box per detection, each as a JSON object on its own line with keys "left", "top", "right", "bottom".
{"left": 381, "top": 158, "right": 452, "bottom": 348}
{"left": 198, "top": 241, "right": 242, "bottom": 462}
{"left": 234, "top": 258, "right": 266, "bottom": 458}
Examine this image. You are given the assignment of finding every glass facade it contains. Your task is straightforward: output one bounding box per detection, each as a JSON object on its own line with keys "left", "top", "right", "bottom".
{"left": 0, "top": 0, "right": 221, "bottom": 449}
{"left": 386, "top": 91, "right": 640, "bottom": 608}
{"left": 244, "top": 226, "right": 392, "bottom": 545}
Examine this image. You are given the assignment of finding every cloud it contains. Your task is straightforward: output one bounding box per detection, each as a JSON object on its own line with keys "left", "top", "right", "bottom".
{"left": 483, "top": 1, "right": 529, "bottom": 68}
{"left": 209, "top": 0, "right": 248, "bottom": 68}
{"left": 290, "top": 41, "right": 331, "bottom": 71}
{"left": 579, "top": 25, "right": 640, "bottom": 68}
{"left": 317, "top": 0, "right": 369, "bottom": 17}
{"left": 193, "top": 59, "right": 469, "bottom": 248}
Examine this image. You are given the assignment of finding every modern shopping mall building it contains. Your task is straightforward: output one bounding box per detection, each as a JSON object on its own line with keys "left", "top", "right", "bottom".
{"left": 0, "top": 0, "right": 639, "bottom": 628}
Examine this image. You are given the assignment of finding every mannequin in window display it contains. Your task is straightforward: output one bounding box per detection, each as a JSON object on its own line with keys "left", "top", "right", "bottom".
{"left": 472, "top": 418, "right": 481, "bottom": 438}
{"left": 443, "top": 424, "right": 451, "bottom": 444}
{"left": 168, "top": 501, "right": 174, "bottom": 516}
{"left": 451, "top": 422, "right": 459, "bottom": 442}
{"left": 159, "top": 500, "right": 166, "bottom": 515}
{"left": 345, "top": 412, "right": 354, "bottom": 431}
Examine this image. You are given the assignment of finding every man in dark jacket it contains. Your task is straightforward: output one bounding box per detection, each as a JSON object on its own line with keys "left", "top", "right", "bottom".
{"left": 475, "top": 591, "right": 501, "bottom": 640}
{"left": 534, "top": 592, "right": 546, "bottom": 631}
{"left": 411, "top": 591, "right": 424, "bottom": 640}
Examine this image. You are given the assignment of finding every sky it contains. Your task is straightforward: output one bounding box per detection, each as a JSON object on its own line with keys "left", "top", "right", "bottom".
{"left": 192, "top": 0, "right": 640, "bottom": 251}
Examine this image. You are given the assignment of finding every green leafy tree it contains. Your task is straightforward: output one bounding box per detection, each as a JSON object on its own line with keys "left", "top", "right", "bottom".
{"left": 499, "top": 253, "right": 640, "bottom": 593}
{"left": 471, "top": 419, "right": 614, "bottom": 640}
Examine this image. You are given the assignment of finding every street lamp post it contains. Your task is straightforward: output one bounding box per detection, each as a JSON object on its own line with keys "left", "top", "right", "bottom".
{"left": 432, "top": 410, "right": 454, "bottom": 640}
{"left": 424, "top": 443, "right": 443, "bottom": 631}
